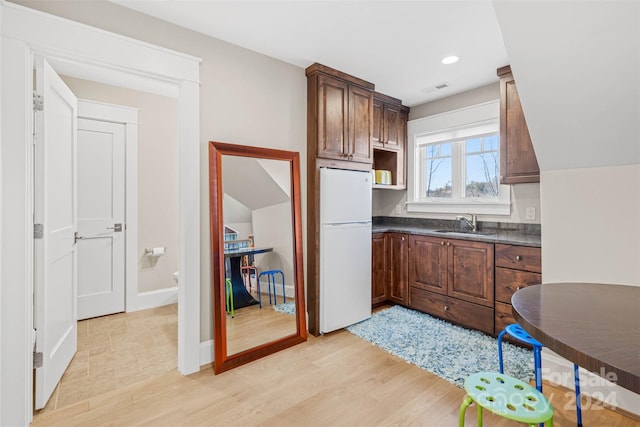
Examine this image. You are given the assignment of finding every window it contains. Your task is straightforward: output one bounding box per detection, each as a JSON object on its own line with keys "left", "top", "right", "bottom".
{"left": 407, "top": 101, "right": 510, "bottom": 215}
{"left": 420, "top": 134, "right": 499, "bottom": 199}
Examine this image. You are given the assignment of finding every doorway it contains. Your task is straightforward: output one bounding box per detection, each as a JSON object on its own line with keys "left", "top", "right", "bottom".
{"left": 0, "top": 4, "right": 201, "bottom": 424}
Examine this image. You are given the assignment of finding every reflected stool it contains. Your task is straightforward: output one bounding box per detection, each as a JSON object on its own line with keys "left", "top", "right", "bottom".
{"left": 459, "top": 372, "right": 554, "bottom": 427}
{"left": 241, "top": 265, "right": 259, "bottom": 292}
{"left": 225, "top": 278, "right": 234, "bottom": 318}
{"left": 257, "top": 270, "right": 285, "bottom": 308}
{"left": 498, "top": 323, "right": 582, "bottom": 426}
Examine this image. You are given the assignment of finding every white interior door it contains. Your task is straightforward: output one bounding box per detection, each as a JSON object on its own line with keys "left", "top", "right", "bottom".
{"left": 77, "top": 116, "right": 126, "bottom": 320}
{"left": 34, "top": 58, "right": 78, "bottom": 410}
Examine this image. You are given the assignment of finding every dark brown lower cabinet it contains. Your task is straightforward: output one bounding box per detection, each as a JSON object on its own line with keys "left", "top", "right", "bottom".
{"left": 371, "top": 233, "right": 388, "bottom": 306}
{"left": 407, "top": 234, "right": 494, "bottom": 333}
{"left": 373, "top": 232, "right": 540, "bottom": 339}
{"left": 387, "top": 233, "right": 408, "bottom": 305}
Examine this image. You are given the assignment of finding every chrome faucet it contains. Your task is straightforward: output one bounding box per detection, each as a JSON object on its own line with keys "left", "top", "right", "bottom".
{"left": 456, "top": 214, "right": 477, "bottom": 231}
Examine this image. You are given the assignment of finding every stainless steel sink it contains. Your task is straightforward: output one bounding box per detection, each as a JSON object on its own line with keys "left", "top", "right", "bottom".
{"left": 434, "top": 229, "right": 495, "bottom": 236}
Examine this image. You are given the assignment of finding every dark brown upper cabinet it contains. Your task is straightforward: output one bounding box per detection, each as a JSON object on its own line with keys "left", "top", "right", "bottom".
{"left": 307, "top": 63, "right": 374, "bottom": 164}
{"left": 497, "top": 65, "right": 540, "bottom": 184}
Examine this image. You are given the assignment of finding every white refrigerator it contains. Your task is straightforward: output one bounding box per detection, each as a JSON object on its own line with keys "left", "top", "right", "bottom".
{"left": 320, "top": 167, "right": 372, "bottom": 333}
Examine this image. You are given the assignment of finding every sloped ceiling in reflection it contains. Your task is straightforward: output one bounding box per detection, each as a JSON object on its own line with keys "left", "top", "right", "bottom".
{"left": 222, "top": 155, "right": 290, "bottom": 211}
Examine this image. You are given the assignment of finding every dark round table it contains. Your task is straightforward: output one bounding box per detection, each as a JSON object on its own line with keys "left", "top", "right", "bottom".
{"left": 512, "top": 283, "right": 640, "bottom": 394}
{"left": 224, "top": 247, "right": 273, "bottom": 309}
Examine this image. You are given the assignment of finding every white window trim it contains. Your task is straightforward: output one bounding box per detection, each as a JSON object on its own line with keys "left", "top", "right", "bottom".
{"left": 407, "top": 100, "right": 511, "bottom": 215}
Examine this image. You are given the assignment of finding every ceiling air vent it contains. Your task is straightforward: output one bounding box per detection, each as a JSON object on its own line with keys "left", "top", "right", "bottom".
{"left": 422, "top": 82, "right": 450, "bottom": 93}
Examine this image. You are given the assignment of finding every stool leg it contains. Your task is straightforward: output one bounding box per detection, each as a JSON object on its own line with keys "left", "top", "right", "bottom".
{"left": 497, "top": 329, "right": 508, "bottom": 373}
{"left": 280, "top": 272, "right": 285, "bottom": 304}
{"left": 533, "top": 345, "right": 543, "bottom": 392}
{"left": 458, "top": 395, "right": 474, "bottom": 427}
{"left": 477, "top": 401, "right": 483, "bottom": 427}
{"left": 574, "top": 364, "right": 582, "bottom": 427}
{"left": 268, "top": 275, "right": 273, "bottom": 305}
{"left": 257, "top": 275, "right": 262, "bottom": 308}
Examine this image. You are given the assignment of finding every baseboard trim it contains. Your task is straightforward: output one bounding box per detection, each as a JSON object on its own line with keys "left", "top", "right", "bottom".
{"left": 200, "top": 339, "right": 214, "bottom": 366}
{"left": 542, "top": 349, "right": 640, "bottom": 417}
{"left": 126, "top": 286, "right": 178, "bottom": 312}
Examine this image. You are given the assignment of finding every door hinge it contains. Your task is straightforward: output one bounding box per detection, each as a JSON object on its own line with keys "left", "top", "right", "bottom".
{"left": 34, "top": 223, "right": 43, "bottom": 239}
{"left": 33, "top": 92, "right": 44, "bottom": 112}
{"left": 33, "top": 351, "right": 43, "bottom": 369}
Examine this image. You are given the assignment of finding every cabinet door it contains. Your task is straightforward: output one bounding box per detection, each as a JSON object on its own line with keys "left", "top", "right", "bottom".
{"left": 447, "top": 239, "right": 494, "bottom": 307}
{"left": 408, "top": 235, "right": 447, "bottom": 295}
{"left": 371, "top": 233, "right": 388, "bottom": 305}
{"left": 348, "top": 85, "right": 373, "bottom": 163}
{"left": 499, "top": 71, "right": 539, "bottom": 184}
{"left": 382, "top": 103, "right": 401, "bottom": 150}
{"left": 395, "top": 109, "right": 408, "bottom": 187}
{"left": 317, "top": 74, "right": 349, "bottom": 160}
{"left": 372, "top": 97, "right": 383, "bottom": 147}
{"left": 388, "top": 233, "right": 408, "bottom": 305}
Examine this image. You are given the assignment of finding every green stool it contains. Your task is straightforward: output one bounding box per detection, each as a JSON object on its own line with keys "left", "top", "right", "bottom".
{"left": 459, "top": 372, "right": 553, "bottom": 427}
{"left": 225, "top": 278, "right": 234, "bottom": 318}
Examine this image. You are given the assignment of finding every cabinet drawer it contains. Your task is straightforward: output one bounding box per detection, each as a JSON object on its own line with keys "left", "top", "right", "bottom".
{"left": 410, "top": 287, "right": 494, "bottom": 335}
{"left": 495, "top": 268, "right": 542, "bottom": 304}
{"left": 495, "top": 244, "right": 541, "bottom": 273}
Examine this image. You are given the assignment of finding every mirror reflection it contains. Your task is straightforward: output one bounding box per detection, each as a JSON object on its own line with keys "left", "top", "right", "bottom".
{"left": 209, "top": 141, "right": 306, "bottom": 374}
{"left": 221, "top": 155, "right": 297, "bottom": 355}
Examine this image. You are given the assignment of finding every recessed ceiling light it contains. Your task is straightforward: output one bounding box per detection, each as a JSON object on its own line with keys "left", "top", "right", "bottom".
{"left": 441, "top": 55, "right": 459, "bottom": 65}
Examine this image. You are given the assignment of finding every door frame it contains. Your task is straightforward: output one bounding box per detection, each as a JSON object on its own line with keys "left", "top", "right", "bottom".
{"left": 0, "top": 3, "right": 202, "bottom": 425}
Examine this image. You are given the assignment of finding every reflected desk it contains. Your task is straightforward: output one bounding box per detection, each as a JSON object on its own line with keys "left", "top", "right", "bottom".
{"left": 512, "top": 283, "right": 640, "bottom": 394}
{"left": 224, "top": 247, "right": 273, "bottom": 309}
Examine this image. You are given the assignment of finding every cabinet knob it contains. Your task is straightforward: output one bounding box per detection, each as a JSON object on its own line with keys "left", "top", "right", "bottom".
{"left": 401, "top": 236, "right": 405, "bottom": 241}
{"left": 444, "top": 305, "right": 449, "bottom": 312}
{"left": 516, "top": 286, "right": 521, "bottom": 291}
{"left": 441, "top": 241, "right": 445, "bottom": 246}
{"left": 516, "top": 255, "right": 521, "bottom": 261}
{"left": 447, "top": 242, "right": 450, "bottom": 247}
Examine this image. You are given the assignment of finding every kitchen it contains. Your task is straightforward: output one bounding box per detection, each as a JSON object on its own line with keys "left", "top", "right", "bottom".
{"left": 2, "top": 1, "right": 638, "bottom": 426}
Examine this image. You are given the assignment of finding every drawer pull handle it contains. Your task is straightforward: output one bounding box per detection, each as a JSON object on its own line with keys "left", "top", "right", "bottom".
{"left": 515, "top": 255, "right": 521, "bottom": 261}
{"left": 444, "top": 305, "right": 449, "bottom": 312}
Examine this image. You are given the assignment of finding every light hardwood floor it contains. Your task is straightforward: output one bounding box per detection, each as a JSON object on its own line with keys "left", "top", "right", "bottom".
{"left": 33, "top": 306, "right": 639, "bottom": 426}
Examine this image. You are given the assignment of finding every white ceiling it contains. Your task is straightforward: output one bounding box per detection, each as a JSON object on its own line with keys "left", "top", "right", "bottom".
{"left": 110, "top": 0, "right": 508, "bottom": 107}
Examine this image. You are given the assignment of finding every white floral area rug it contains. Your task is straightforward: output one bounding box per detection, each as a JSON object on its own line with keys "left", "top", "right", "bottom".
{"left": 347, "top": 305, "right": 534, "bottom": 388}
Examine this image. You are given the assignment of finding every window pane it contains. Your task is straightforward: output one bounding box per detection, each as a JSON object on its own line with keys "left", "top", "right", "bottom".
{"left": 424, "top": 142, "right": 452, "bottom": 198}
{"left": 485, "top": 134, "right": 499, "bottom": 151}
{"left": 466, "top": 137, "right": 482, "bottom": 153}
{"left": 465, "top": 136, "right": 499, "bottom": 198}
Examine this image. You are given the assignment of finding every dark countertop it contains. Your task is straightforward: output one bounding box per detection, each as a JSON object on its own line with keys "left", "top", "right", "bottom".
{"left": 372, "top": 217, "right": 541, "bottom": 247}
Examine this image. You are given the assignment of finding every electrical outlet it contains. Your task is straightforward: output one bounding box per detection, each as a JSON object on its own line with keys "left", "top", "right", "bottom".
{"left": 395, "top": 205, "right": 402, "bottom": 214}
{"left": 525, "top": 207, "right": 536, "bottom": 221}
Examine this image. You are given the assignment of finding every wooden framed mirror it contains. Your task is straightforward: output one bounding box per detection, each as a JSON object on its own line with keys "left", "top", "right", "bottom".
{"left": 209, "top": 141, "right": 307, "bottom": 374}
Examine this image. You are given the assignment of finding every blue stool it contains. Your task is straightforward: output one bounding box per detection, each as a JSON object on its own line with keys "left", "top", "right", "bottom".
{"left": 498, "top": 324, "right": 582, "bottom": 426}
{"left": 257, "top": 270, "right": 285, "bottom": 308}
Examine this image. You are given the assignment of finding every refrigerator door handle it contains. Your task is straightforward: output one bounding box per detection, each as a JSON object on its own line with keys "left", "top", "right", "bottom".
{"left": 324, "top": 221, "right": 372, "bottom": 227}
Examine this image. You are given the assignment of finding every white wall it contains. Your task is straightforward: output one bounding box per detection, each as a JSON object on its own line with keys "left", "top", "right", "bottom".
{"left": 541, "top": 164, "right": 640, "bottom": 285}
{"left": 252, "top": 202, "right": 295, "bottom": 298}
{"left": 12, "top": 0, "right": 308, "bottom": 342}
